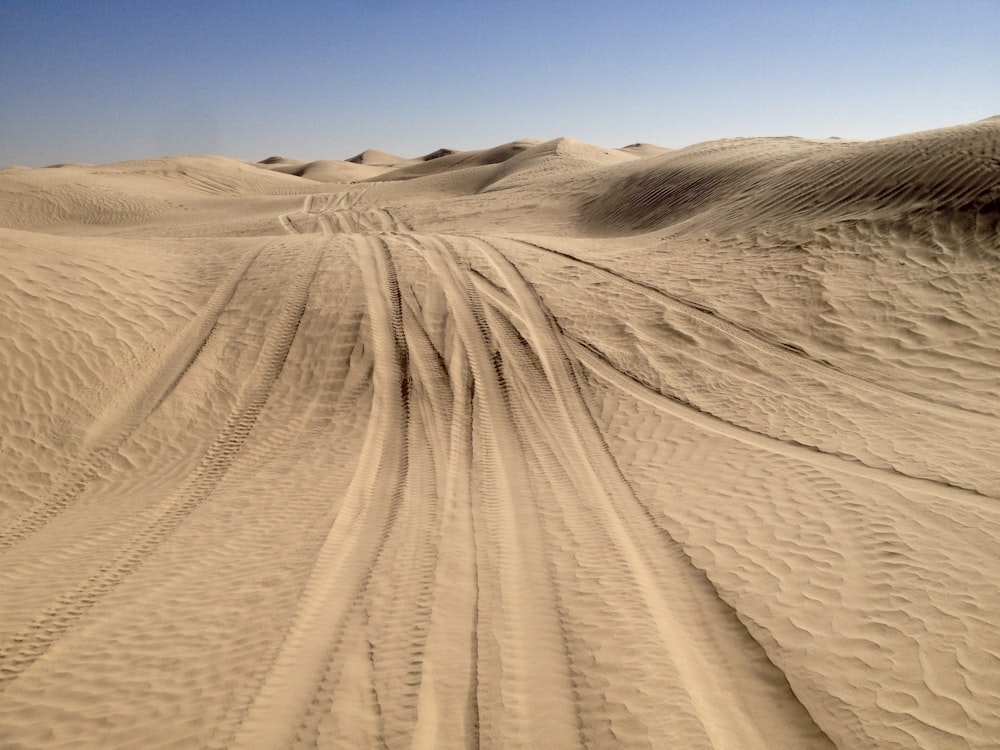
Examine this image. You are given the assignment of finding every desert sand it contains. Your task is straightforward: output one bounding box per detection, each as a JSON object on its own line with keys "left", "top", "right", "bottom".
{"left": 1, "top": 119, "right": 998, "bottom": 749}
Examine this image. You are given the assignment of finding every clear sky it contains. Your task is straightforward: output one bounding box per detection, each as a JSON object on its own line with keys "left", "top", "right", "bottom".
{"left": 1, "top": 0, "right": 998, "bottom": 166}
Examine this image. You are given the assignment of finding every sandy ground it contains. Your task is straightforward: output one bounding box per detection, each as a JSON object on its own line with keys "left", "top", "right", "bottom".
{"left": 1, "top": 119, "right": 998, "bottom": 749}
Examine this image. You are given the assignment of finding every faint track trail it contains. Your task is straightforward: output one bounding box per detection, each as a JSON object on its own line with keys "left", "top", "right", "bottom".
{"left": 290, "top": 241, "right": 459, "bottom": 748}
{"left": 0, "top": 246, "right": 321, "bottom": 689}
{"left": 568, "top": 336, "right": 999, "bottom": 511}
{"left": 510, "top": 237, "right": 998, "bottom": 423}
{"left": 489, "top": 236, "right": 1000, "bottom": 497}
{"left": 470, "top": 237, "right": 995, "bottom": 509}
{"left": 0, "top": 225, "right": 841, "bottom": 748}
{"left": 279, "top": 188, "right": 409, "bottom": 235}
{"left": 230, "top": 236, "right": 410, "bottom": 749}
{"left": 0, "top": 227, "right": 844, "bottom": 748}
{"left": 0, "top": 248, "right": 262, "bottom": 552}
{"left": 404, "top": 234, "right": 584, "bottom": 747}
{"left": 469, "top": 235, "right": 818, "bottom": 747}
{"left": 237, "top": 231, "right": 830, "bottom": 750}
{"left": 3, "top": 121, "right": 999, "bottom": 750}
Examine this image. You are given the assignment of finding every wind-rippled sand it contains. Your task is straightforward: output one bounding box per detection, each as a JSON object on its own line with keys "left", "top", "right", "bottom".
{"left": 1, "top": 119, "right": 999, "bottom": 749}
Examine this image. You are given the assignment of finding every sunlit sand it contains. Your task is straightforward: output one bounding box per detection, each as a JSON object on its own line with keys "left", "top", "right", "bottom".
{"left": 2, "top": 119, "right": 999, "bottom": 749}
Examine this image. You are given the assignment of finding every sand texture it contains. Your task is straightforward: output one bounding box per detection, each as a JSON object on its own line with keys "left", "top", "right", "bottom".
{"left": 1, "top": 119, "right": 999, "bottom": 749}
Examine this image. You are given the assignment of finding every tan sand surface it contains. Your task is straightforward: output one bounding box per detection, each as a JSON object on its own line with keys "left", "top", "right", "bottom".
{"left": 1, "top": 119, "right": 998, "bottom": 749}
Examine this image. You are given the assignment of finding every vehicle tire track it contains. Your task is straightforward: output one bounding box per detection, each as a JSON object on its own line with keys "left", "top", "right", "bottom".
{"left": 278, "top": 196, "right": 309, "bottom": 234}
{"left": 482, "top": 303, "right": 710, "bottom": 746}
{"left": 408, "top": 321, "right": 482, "bottom": 749}
{"left": 490, "top": 236, "right": 1000, "bottom": 497}
{"left": 568, "top": 337, "right": 1000, "bottom": 510}
{"left": 0, "top": 246, "right": 321, "bottom": 690}
{"left": 279, "top": 188, "right": 382, "bottom": 236}
{"left": 355, "top": 385, "right": 441, "bottom": 748}
{"left": 470, "top": 235, "right": 836, "bottom": 748}
{"left": 228, "top": 236, "right": 410, "bottom": 750}
{"left": 0, "top": 247, "right": 262, "bottom": 552}
{"left": 320, "top": 208, "right": 412, "bottom": 235}
{"left": 508, "top": 237, "right": 997, "bottom": 424}
{"left": 402, "top": 233, "right": 584, "bottom": 748}
{"left": 378, "top": 265, "right": 483, "bottom": 748}
{"left": 292, "top": 255, "right": 453, "bottom": 748}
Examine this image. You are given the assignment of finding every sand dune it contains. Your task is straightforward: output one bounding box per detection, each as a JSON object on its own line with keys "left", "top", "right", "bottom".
{"left": 1, "top": 120, "right": 999, "bottom": 749}
{"left": 347, "top": 149, "right": 411, "bottom": 167}
{"left": 365, "top": 140, "right": 543, "bottom": 184}
{"left": 255, "top": 155, "right": 395, "bottom": 184}
{"left": 618, "top": 142, "right": 673, "bottom": 158}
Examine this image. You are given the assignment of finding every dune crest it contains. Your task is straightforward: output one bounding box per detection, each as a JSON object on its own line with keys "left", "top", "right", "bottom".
{"left": 346, "top": 148, "right": 410, "bottom": 167}
{"left": 1, "top": 119, "right": 999, "bottom": 749}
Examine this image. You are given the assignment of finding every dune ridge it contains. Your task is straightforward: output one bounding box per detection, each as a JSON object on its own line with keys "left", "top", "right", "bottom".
{"left": 1, "top": 119, "right": 998, "bottom": 749}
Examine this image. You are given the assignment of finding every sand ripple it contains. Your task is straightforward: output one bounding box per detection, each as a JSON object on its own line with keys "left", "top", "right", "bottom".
{"left": 1, "top": 120, "right": 998, "bottom": 748}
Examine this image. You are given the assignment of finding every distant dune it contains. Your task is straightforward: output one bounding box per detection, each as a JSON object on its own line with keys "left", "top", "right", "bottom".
{"left": 346, "top": 148, "right": 410, "bottom": 166}
{"left": 257, "top": 158, "right": 391, "bottom": 183}
{"left": 1, "top": 119, "right": 999, "bottom": 749}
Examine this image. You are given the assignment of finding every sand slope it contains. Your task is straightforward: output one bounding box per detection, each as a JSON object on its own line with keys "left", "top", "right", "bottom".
{"left": 1, "top": 120, "right": 999, "bottom": 749}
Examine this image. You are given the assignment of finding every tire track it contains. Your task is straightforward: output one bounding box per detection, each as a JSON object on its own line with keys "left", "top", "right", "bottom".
{"left": 470, "top": 247, "right": 997, "bottom": 515}
{"left": 409, "top": 321, "right": 481, "bottom": 749}
{"left": 487, "top": 305, "right": 714, "bottom": 745}
{"left": 470, "top": 235, "right": 836, "bottom": 748}
{"left": 198, "top": 261, "right": 373, "bottom": 750}
{"left": 0, "top": 247, "right": 261, "bottom": 552}
{"left": 357, "top": 382, "right": 441, "bottom": 748}
{"left": 568, "top": 337, "right": 1000, "bottom": 511}
{"left": 0, "top": 246, "right": 321, "bottom": 690}
{"left": 279, "top": 188, "right": 388, "bottom": 236}
{"left": 289, "top": 239, "right": 459, "bottom": 748}
{"left": 326, "top": 208, "right": 411, "bottom": 235}
{"left": 510, "top": 237, "right": 997, "bottom": 425}
{"left": 403, "top": 233, "right": 584, "bottom": 748}
{"left": 293, "top": 259, "right": 452, "bottom": 748}
{"left": 229, "top": 236, "right": 409, "bottom": 750}
{"left": 373, "top": 269, "right": 483, "bottom": 748}
{"left": 491, "top": 237, "right": 999, "bottom": 497}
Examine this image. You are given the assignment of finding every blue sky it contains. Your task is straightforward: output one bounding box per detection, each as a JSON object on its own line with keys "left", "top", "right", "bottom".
{"left": 1, "top": 0, "right": 998, "bottom": 166}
